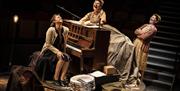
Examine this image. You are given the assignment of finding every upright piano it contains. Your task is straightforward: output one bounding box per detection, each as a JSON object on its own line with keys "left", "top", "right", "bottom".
{"left": 63, "top": 20, "right": 110, "bottom": 73}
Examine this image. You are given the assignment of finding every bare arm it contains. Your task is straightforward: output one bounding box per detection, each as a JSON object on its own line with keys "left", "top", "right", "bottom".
{"left": 79, "top": 12, "right": 91, "bottom": 24}
{"left": 100, "top": 10, "right": 106, "bottom": 24}
{"left": 63, "top": 26, "right": 69, "bottom": 48}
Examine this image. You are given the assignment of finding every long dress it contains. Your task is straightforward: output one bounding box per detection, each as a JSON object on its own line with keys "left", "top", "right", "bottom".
{"left": 101, "top": 25, "right": 138, "bottom": 90}
{"left": 133, "top": 24, "right": 157, "bottom": 79}
{"left": 35, "top": 27, "right": 71, "bottom": 80}
{"left": 133, "top": 38, "right": 148, "bottom": 78}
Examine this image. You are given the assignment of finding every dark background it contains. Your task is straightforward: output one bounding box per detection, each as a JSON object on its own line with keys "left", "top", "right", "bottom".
{"left": 0, "top": 0, "right": 159, "bottom": 70}
{"left": 1, "top": 0, "right": 180, "bottom": 90}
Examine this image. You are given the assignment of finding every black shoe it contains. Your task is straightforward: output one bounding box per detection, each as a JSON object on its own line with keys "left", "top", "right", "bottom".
{"left": 60, "top": 80, "right": 69, "bottom": 87}
{"left": 52, "top": 80, "right": 61, "bottom": 86}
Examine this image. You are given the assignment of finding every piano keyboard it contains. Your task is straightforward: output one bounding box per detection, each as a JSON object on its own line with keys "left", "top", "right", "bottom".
{"left": 66, "top": 44, "right": 82, "bottom": 53}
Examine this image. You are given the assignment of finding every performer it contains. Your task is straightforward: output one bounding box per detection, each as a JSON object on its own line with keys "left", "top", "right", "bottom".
{"left": 40, "top": 14, "right": 71, "bottom": 86}
{"left": 133, "top": 14, "right": 161, "bottom": 79}
{"left": 79, "top": 0, "right": 106, "bottom": 25}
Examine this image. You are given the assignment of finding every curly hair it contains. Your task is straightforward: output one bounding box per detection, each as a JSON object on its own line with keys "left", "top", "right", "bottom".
{"left": 95, "top": 0, "right": 104, "bottom": 7}
{"left": 153, "top": 13, "right": 161, "bottom": 23}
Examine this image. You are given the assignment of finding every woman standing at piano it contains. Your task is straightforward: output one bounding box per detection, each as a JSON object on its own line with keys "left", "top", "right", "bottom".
{"left": 40, "top": 14, "right": 71, "bottom": 86}
{"left": 79, "top": 0, "right": 106, "bottom": 25}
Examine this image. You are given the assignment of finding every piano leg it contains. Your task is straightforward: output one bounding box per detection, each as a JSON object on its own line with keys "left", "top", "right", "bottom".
{"left": 80, "top": 55, "right": 84, "bottom": 73}
{"left": 68, "top": 54, "right": 94, "bottom": 74}
{"left": 81, "top": 57, "right": 94, "bottom": 73}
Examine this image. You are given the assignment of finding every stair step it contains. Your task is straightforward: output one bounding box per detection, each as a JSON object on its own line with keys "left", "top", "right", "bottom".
{"left": 148, "top": 54, "right": 176, "bottom": 63}
{"left": 148, "top": 54, "right": 175, "bottom": 68}
{"left": 143, "top": 78, "right": 172, "bottom": 90}
{"left": 150, "top": 41, "right": 178, "bottom": 49}
{"left": 143, "top": 78, "right": 172, "bottom": 86}
{"left": 161, "top": 20, "right": 180, "bottom": 25}
{"left": 160, "top": 16, "right": 180, "bottom": 24}
{"left": 144, "top": 1, "right": 179, "bottom": 90}
{"left": 156, "top": 31, "right": 180, "bottom": 39}
{"left": 158, "top": 25, "right": 180, "bottom": 30}
{"left": 145, "top": 85, "right": 170, "bottom": 91}
{"left": 153, "top": 36, "right": 180, "bottom": 46}
{"left": 157, "top": 25, "right": 180, "bottom": 34}
{"left": 144, "top": 69, "right": 174, "bottom": 83}
{"left": 150, "top": 43, "right": 179, "bottom": 52}
{"left": 147, "top": 61, "right": 174, "bottom": 70}
{"left": 161, "top": 1, "right": 180, "bottom": 8}
{"left": 154, "top": 36, "right": 180, "bottom": 43}
{"left": 160, "top": 20, "right": 180, "bottom": 28}
{"left": 158, "top": 15, "right": 180, "bottom": 25}
{"left": 159, "top": 5, "right": 180, "bottom": 11}
{"left": 145, "top": 68, "right": 174, "bottom": 78}
{"left": 149, "top": 47, "right": 177, "bottom": 59}
{"left": 149, "top": 47, "right": 176, "bottom": 55}
{"left": 159, "top": 10, "right": 180, "bottom": 17}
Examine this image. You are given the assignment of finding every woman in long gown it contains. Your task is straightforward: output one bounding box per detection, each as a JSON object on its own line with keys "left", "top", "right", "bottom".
{"left": 133, "top": 14, "right": 161, "bottom": 79}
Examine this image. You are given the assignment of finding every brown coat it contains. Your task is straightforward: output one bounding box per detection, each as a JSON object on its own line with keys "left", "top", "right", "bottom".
{"left": 41, "top": 26, "right": 69, "bottom": 54}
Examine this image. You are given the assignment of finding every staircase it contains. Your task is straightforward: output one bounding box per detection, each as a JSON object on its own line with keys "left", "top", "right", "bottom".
{"left": 143, "top": 0, "right": 180, "bottom": 91}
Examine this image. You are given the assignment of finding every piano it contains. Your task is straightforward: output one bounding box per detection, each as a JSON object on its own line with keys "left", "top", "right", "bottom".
{"left": 63, "top": 20, "right": 110, "bottom": 73}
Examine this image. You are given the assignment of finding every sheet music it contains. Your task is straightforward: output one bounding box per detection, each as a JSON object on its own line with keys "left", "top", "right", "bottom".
{"left": 64, "top": 19, "right": 81, "bottom": 25}
{"left": 85, "top": 25, "right": 99, "bottom": 28}
{"left": 90, "top": 71, "right": 106, "bottom": 77}
{"left": 64, "top": 19, "right": 99, "bottom": 28}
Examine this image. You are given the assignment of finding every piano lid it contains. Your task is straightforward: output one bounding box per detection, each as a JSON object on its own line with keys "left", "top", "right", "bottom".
{"left": 64, "top": 19, "right": 81, "bottom": 25}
